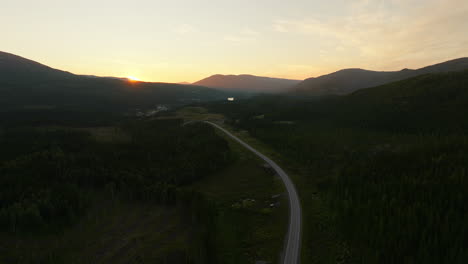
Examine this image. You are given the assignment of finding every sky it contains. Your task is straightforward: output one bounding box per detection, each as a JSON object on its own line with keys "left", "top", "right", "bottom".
{"left": 2, "top": 0, "right": 468, "bottom": 83}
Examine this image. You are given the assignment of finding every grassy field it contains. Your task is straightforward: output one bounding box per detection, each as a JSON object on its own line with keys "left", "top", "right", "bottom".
{"left": 173, "top": 106, "right": 289, "bottom": 263}
{"left": 220, "top": 123, "right": 346, "bottom": 264}
{"left": 190, "top": 133, "right": 288, "bottom": 264}
{"left": 177, "top": 106, "right": 346, "bottom": 263}
{"left": 171, "top": 107, "right": 224, "bottom": 122}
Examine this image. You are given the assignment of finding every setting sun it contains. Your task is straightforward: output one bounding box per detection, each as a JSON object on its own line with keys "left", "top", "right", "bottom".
{"left": 127, "top": 76, "right": 140, "bottom": 82}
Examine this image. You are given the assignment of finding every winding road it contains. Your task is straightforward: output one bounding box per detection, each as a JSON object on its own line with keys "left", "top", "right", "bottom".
{"left": 203, "top": 121, "right": 302, "bottom": 264}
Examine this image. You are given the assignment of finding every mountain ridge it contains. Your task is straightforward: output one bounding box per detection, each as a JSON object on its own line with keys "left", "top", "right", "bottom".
{"left": 0, "top": 51, "right": 229, "bottom": 110}
{"left": 194, "top": 74, "right": 301, "bottom": 93}
{"left": 0, "top": 51, "right": 74, "bottom": 80}
{"left": 293, "top": 57, "right": 468, "bottom": 96}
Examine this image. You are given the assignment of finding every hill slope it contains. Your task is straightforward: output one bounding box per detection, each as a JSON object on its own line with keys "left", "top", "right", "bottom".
{"left": 340, "top": 69, "right": 468, "bottom": 131}
{"left": 293, "top": 57, "right": 468, "bottom": 96}
{"left": 193, "top": 74, "right": 301, "bottom": 93}
{"left": 205, "top": 69, "right": 468, "bottom": 264}
{"left": 0, "top": 51, "right": 73, "bottom": 79}
{"left": 0, "top": 51, "right": 227, "bottom": 111}
{"left": 207, "top": 69, "right": 468, "bottom": 133}
{"left": 292, "top": 69, "right": 468, "bottom": 131}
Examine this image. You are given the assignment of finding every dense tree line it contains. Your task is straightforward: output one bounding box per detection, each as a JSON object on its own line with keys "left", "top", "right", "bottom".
{"left": 205, "top": 71, "right": 468, "bottom": 263}
{"left": 0, "top": 119, "right": 230, "bottom": 235}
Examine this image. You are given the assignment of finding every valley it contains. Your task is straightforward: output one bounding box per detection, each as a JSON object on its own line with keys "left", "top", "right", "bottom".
{"left": 1, "top": 50, "right": 468, "bottom": 263}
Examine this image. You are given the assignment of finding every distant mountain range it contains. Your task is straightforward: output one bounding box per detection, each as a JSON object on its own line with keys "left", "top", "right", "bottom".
{"left": 0, "top": 51, "right": 229, "bottom": 111}
{"left": 193, "top": 74, "right": 301, "bottom": 93}
{"left": 293, "top": 58, "right": 468, "bottom": 96}
{"left": 3, "top": 50, "right": 468, "bottom": 111}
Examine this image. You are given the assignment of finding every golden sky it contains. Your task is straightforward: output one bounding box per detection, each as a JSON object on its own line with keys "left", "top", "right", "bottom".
{"left": 2, "top": 0, "right": 468, "bottom": 83}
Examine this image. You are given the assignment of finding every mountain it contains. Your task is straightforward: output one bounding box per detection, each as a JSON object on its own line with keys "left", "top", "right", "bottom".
{"left": 0, "top": 51, "right": 74, "bottom": 81}
{"left": 207, "top": 69, "right": 468, "bottom": 136}
{"left": 0, "top": 51, "right": 228, "bottom": 111}
{"left": 313, "top": 69, "right": 468, "bottom": 132}
{"left": 293, "top": 58, "right": 468, "bottom": 96}
{"left": 193, "top": 74, "right": 301, "bottom": 93}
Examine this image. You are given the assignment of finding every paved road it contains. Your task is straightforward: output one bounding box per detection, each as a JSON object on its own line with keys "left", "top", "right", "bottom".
{"left": 204, "top": 121, "right": 302, "bottom": 264}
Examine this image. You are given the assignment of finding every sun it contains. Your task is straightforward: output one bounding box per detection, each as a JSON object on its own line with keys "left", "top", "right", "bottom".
{"left": 127, "top": 76, "right": 140, "bottom": 82}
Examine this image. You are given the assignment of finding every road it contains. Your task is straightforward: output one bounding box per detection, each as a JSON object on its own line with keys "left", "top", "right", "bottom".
{"left": 204, "top": 121, "right": 302, "bottom": 264}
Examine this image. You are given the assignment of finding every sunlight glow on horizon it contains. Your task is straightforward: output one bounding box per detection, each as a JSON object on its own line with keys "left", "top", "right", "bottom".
{"left": 127, "top": 76, "right": 141, "bottom": 82}
{"left": 2, "top": 0, "right": 467, "bottom": 83}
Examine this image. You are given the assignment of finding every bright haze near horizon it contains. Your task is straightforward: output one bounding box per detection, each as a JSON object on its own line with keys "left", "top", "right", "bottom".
{"left": 2, "top": 0, "right": 468, "bottom": 83}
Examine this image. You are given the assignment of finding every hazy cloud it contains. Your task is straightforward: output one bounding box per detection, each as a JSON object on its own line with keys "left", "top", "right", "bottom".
{"left": 224, "top": 27, "right": 260, "bottom": 44}
{"left": 223, "top": 35, "right": 255, "bottom": 44}
{"left": 240, "top": 28, "right": 259, "bottom": 36}
{"left": 274, "top": 0, "right": 468, "bottom": 69}
{"left": 174, "top": 24, "right": 198, "bottom": 35}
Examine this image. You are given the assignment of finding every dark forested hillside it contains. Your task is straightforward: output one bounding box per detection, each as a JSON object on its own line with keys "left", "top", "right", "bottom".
{"left": 0, "top": 51, "right": 284, "bottom": 263}
{"left": 0, "top": 116, "right": 231, "bottom": 263}
{"left": 3, "top": 50, "right": 468, "bottom": 263}
{"left": 205, "top": 70, "right": 468, "bottom": 263}
{"left": 0, "top": 51, "right": 73, "bottom": 81}
{"left": 293, "top": 57, "right": 468, "bottom": 96}
{"left": 0, "top": 51, "right": 228, "bottom": 111}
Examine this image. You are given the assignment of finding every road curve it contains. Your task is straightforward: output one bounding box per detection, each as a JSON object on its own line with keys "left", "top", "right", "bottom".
{"left": 204, "top": 121, "right": 302, "bottom": 264}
